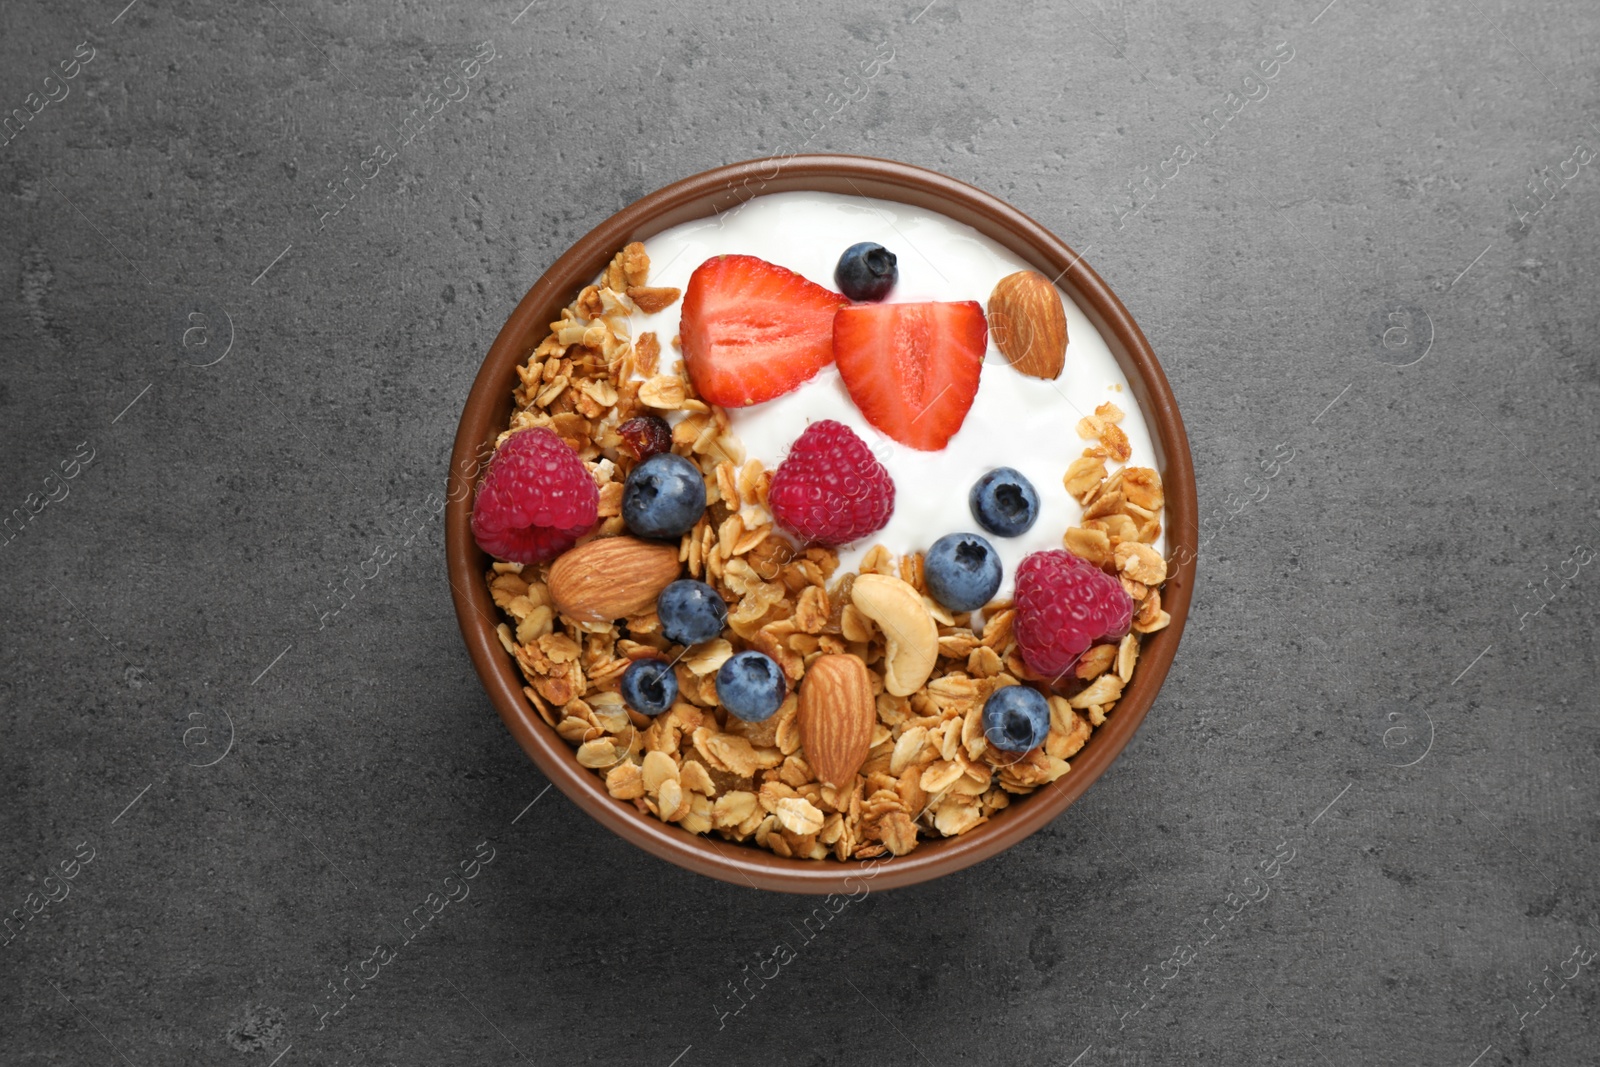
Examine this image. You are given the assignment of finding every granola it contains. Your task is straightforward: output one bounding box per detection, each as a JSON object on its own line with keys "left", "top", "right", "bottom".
{"left": 481, "top": 242, "right": 1172, "bottom": 862}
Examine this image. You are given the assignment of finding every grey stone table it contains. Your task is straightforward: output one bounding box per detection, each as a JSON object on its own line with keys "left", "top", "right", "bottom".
{"left": 3, "top": 1, "right": 1597, "bottom": 1064}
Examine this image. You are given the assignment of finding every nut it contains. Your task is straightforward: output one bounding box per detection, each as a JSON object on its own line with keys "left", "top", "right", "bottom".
{"left": 797, "top": 654, "right": 876, "bottom": 788}
{"left": 987, "top": 271, "right": 1067, "bottom": 380}
{"left": 850, "top": 573, "right": 938, "bottom": 696}
{"left": 547, "top": 536, "right": 682, "bottom": 623}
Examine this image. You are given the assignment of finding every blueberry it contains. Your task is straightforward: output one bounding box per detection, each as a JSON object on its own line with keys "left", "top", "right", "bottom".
{"left": 657, "top": 579, "right": 728, "bottom": 646}
{"left": 834, "top": 242, "right": 898, "bottom": 302}
{"left": 620, "top": 658, "right": 678, "bottom": 717}
{"left": 969, "top": 467, "right": 1040, "bottom": 537}
{"left": 981, "top": 686, "right": 1051, "bottom": 753}
{"left": 924, "top": 533, "right": 1003, "bottom": 612}
{"left": 715, "top": 650, "right": 787, "bottom": 722}
{"left": 623, "top": 452, "right": 706, "bottom": 539}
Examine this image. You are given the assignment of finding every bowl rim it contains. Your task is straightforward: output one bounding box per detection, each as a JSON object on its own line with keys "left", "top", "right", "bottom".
{"left": 446, "top": 154, "right": 1196, "bottom": 894}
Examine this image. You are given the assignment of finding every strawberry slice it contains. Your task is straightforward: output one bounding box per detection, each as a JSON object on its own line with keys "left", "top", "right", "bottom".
{"left": 833, "top": 301, "right": 988, "bottom": 451}
{"left": 680, "top": 255, "right": 849, "bottom": 408}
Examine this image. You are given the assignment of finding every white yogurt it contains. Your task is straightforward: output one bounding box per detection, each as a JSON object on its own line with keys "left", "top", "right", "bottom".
{"left": 629, "top": 191, "right": 1162, "bottom": 595}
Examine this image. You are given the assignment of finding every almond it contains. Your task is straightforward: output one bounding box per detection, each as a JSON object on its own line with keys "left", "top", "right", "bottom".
{"left": 987, "top": 270, "right": 1067, "bottom": 380}
{"left": 547, "top": 536, "right": 681, "bottom": 623}
{"left": 797, "top": 654, "right": 875, "bottom": 789}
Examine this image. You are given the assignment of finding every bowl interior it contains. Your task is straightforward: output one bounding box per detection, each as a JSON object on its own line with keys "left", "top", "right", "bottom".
{"left": 447, "top": 155, "right": 1196, "bottom": 893}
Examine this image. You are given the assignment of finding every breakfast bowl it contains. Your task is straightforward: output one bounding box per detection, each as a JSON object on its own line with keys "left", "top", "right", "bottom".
{"left": 446, "top": 155, "right": 1195, "bottom": 893}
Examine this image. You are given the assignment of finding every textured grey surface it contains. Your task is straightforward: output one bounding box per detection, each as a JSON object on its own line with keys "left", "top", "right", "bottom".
{"left": 3, "top": 0, "right": 1598, "bottom": 1064}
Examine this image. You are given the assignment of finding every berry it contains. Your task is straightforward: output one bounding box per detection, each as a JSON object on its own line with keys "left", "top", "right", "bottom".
{"left": 924, "top": 533, "right": 1003, "bottom": 612}
{"left": 969, "top": 467, "right": 1040, "bottom": 537}
{"left": 681, "top": 254, "right": 849, "bottom": 407}
{"left": 715, "top": 650, "right": 787, "bottom": 722}
{"left": 622, "top": 452, "right": 706, "bottom": 540}
{"left": 767, "top": 420, "right": 894, "bottom": 547}
{"left": 470, "top": 427, "right": 598, "bottom": 563}
{"left": 657, "top": 579, "right": 728, "bottom": 646}
{"left": 617, "top": 415, "right": 672, "bottom": 462}
{"left": 620, "top": 658, "right": 678, "bottom": 717}
{"left": 833, "top": 300, "right": 988, "bottom": 451}
{"left": 1013, "top": 550, "right": 1134, "bottom": 680}
{"left": 982, "top": 686, "right": 1051, "bottom": 754}
{"left": 834, "top": 242, "right": 898, "bottom": 302}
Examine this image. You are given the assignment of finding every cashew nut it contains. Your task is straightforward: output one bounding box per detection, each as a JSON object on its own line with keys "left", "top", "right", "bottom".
{"left": 850, "top": 573, "right": 938, "bottom": 697}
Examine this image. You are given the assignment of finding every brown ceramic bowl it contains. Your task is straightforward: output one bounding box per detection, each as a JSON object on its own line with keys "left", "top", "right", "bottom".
{"left": 447, "top": 155, "right": 1195, "bottom": 894}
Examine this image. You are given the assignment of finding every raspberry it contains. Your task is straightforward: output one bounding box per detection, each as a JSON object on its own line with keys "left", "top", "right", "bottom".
{"left": 768, "top": 420, "right": 894, "bottom": 547}
{"left": 471, "top": 428, "right": 598, "bottom": 563}
{"left": 1013, "top": 550, "right": 1134, "bottom": 680}
{"left": 617, "top": 415, "right": 672, "bottom": 462}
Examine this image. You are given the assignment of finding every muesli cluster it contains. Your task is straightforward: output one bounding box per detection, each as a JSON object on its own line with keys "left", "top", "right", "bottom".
{"left": 479, "top": 239, "right": 1171, "bottom": 861}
